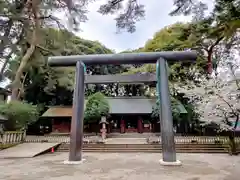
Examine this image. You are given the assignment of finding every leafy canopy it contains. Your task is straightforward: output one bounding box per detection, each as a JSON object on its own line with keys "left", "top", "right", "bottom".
{"left": 151, "top": 97, "right": 187, "bottom": 119}
{"left": 84, "top": 92, "right": 109, "bottom": 123}
{"left": 0, "top": 101, "right": 39, "bottom": 130}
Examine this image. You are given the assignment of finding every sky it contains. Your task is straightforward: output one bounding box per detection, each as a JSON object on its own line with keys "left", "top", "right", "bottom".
{"left": 76, "top": 0, "right": 193, "bottom": 52}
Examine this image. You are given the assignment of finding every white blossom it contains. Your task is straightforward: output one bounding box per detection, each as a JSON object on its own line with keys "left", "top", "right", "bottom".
{"left": 176, "top": 61, "right": 240, "bottom": 131}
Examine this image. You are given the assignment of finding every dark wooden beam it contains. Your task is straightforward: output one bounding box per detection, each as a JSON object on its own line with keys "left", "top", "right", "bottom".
{"left": 85, "top": 73, "right": 156, "bottom": 84}
{"left": 48, "top": 51, "right": 197, "bottom": 67}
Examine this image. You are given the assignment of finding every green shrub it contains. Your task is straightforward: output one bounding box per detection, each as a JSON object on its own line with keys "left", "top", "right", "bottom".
{"left": 0, "top": 101, "right": 39, "bottom": 130}
{"left": 84, "top": 92, "right": 109, "bottom": 123}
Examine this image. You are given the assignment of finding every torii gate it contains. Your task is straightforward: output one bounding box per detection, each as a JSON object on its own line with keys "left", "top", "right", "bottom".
{"left": 48, "top": 51, "right": 197, "bottom": 165}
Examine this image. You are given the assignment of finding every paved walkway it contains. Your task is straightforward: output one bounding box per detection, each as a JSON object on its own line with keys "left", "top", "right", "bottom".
{"left": 0, "top": 143, "right": 60, "bottom": 158}
{"left": 1, "top": 153, "right": 239, "bottom": 180}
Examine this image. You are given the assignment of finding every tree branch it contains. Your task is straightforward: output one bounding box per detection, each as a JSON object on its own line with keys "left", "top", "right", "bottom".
{"left": 0, "top": 14, "right": 28, "bottom": 22}
{"left": 36, "top": 45, "right": 58, "bottom": 55}
{"left": 207, "top": 36, "right": 224, "bottom": 52}
{"left": 217, "top": 94, "right": 238, "bottom": 116}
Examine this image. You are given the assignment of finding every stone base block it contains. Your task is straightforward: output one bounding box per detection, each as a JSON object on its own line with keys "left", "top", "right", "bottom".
{"left": 159, "top": 159, "right": 182, "bottom": 166}
{"left": 63, "top": 159, "right": 86, "bottom": 165}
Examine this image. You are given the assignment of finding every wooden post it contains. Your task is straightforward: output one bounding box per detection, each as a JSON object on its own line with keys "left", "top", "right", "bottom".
{"left": 120, "top": 119, "right": 125, "bottom": 133}
{"left": 157, "top": 58, "right": 181, "bottom": 165}
{"left": 68, "top": 61, "right": 85, "bottom": 162}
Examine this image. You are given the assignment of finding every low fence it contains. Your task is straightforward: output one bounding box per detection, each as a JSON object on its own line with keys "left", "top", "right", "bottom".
{"left": 25, "top": 134, "right": 101, "bottom": 143}
{"left": 0, "top": 131, "right": 26, "bottom": 144}
{"left": 25, "top": 135, "right": 240, "bottom": 144}
{"left": 149, "top": 136, "right": 240, "bottom": 144}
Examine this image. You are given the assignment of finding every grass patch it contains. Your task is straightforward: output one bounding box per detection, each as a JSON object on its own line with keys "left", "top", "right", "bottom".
{"left": 0, "top": 143, "right": 19, "bottom": 150}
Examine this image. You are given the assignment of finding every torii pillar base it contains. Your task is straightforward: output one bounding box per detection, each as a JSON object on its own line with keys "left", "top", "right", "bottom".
{"left": 159, "top": 159, "right": 182, "bottom": 166}
{"left": 63, "top": 159, "right": 86, "bottom": 165}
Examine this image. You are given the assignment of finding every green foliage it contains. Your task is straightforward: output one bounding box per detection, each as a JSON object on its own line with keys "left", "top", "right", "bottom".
{"left": 84, "top": 92, "right": 109, "bottom": 123}
{"left": 151, "top": 97, "right": 187, "bottom": 120}
{"left": 6, "top": 28, "right": 115, "bottom": 91}
{"left": 0, "top": 101, "right": 39, "bottom": 130}
{"left": 35, "top": 28, "right": 115, "bottom": 91}
{"left": 214, "top": 3, "right": 240, "bottom": 41}
{"left": 122, "top": 64, "right": 156, "bottom": 74}
{"left": 123, "top": 23, "right": 206, "bottom": 81}
{"left": 144, "top": 23, "right": 193, "bottom": 52}
{"left": 170, "top": 0, "right": 240, "bottom": 55}
{"left": 7, "top": 28, "right": 125, "bottom": 106}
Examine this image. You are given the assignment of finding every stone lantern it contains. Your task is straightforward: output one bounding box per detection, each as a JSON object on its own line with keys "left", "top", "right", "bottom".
{"left": 0, "top": 114, "right": 7, "bottom": 143}
{"left": 99, "top": 116, "right": 109, "bottom": 140}
{"left": 0, "top": 114, "right": 7, "bottom": 128}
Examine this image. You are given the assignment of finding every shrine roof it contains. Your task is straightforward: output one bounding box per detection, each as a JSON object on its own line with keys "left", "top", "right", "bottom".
{"left": 41, "top": 97, "right": 156, "bottom": 117}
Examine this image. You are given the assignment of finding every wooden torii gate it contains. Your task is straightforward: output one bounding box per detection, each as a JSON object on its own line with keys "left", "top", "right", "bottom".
{"left": 48, "top": 51, "right": 197, "bottom": 165}
{"left": 84, "top": 73, "right": 156, "bottom": 84}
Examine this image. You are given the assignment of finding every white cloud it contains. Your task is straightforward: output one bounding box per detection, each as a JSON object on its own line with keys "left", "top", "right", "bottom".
{"left": 77, "top": 0, "right": 192, "bottom": 52}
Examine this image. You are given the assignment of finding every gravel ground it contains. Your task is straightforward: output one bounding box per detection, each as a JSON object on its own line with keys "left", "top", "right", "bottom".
{"left": 1, "top": 153, "right": 240, "bottom": 180}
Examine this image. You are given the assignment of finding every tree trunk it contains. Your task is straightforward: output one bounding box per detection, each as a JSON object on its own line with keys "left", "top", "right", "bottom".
{"left": 95, "top": 84, "right": 101, "bottom": 92}
{"left": 132, "top": 85, "right": 137, "bottom": 96}
{"left": 228, "top": 131, "right": 237, "bottom": 155}
{"left": 125, "top": 85, "right": 130, "bottom": 96}
{"left": 11, "top": 39, "right": 36, "bottom": 100}
{"left": 115, "top": 83, "right": 119, "bottom": 96}
{"left": 11, "top": 0, "right": 40, "bottom": 100}
{"left": 207, "top": 50, "right": 213, "bottom": 74}
{"left": 206, "top": 36, "right": 224, "bottom": 74}
{"left": 229, "top": 115, "right": 240, "bottom": 155}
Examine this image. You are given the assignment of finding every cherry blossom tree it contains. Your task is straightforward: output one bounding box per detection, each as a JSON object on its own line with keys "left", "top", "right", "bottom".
{"left": 177, "top": 58, "right": 240, "bottom": 154}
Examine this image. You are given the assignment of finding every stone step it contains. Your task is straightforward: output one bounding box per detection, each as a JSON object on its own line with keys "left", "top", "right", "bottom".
{"left": 58, "top": 147, "right": 228, "bottom": 151}
{"left": 57, "top": 148, "right": 227, "bottom": 153}
{"left": 105, "top": 138, "right": 148, "bottom": 144}
{"left": 57, "top": 143, "right": 228, "bottom": 153}
{"left": 107, "top": 133, "right": 156, "bottom": 138}
{"left": 59, "top": 143, "right": 228, "bottom": 149}
{"left": 60, "top": 148, "right": 226, "bottom": 150}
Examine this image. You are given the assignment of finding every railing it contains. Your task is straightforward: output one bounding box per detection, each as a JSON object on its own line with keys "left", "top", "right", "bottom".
{"left": 25, "top": 134, "right": 102, "bottom": 143}
{"left": 25, "top": 135, "right": 240, "bottom": 144}
{"left": 1, "top": 131, "right": 26, "bottom": 144}
{"left": 175, "top": 136, "right": 240, "bottom": 144}
{"left": 148, "top": 136, "right": 240, "bottom": 144}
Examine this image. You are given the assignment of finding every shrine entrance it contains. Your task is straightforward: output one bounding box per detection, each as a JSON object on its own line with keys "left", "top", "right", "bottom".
{"left": 124, "top": 115, "right": 139, "bottom": 133}
{"left": 109, "top": 115, "right": 143, "bottom": 133}
{"left": 48, "top": 51, "right": 197, "bottom": 165}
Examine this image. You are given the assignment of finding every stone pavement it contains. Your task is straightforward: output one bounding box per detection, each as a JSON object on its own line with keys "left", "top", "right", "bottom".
{"left": 1, "top": 153, "right": 240, "bottom": 180}
{"left": 0, "top": 143, "right": 60, "bottom": 158}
